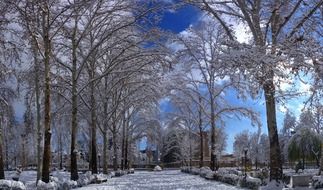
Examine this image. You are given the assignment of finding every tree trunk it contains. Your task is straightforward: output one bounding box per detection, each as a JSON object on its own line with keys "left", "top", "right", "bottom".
{"left": 33, "top": 36, "right": 42, "bottom": 183}
{"left": 103, "top": 98, "right": 109, "bottom": 174}
{"left": 199, "top": 96, "right": 203, "bottom": 168}
{"left": 103, "top": 128, "right": 108, "bottom": 174}
{"left": 199, "top": 131, "right": 203, "bottom": 168}
{"left": 319, "top": 144, "right": 323, "bottom": 175}
{"left": 102, "top": 76, "right": 109, "bottom": 173}
{"left": 90, "top": 80, "right": 98, "bottom": 174}
{"left": 59, "top": 132, "right": 63, "bottom": 170}
{"left": 125, "top": 134, "right": 129, "bottom": 169}
{"left": 41, "top": 2, "right": 52, "bottom": 182}
{"left": 210, "top": 95, "right": 216, "bottom": 171}
{"left": 264, "top": 79, "right": 283, "bottom": 181}
{"left": 5, "top": 133, "right": 8, "bottom": 170}
{"left": 112, "top": 127, "right": 118, "bottom": 171}
{"left": 21, "top": 135, "right": 26, "bottom": 169}
{"left": 121, "top": 115, "right": 125, "bottom": 170}
{"left": 124, "top": 115, "right": 129, "bottom": 170}
{"left": 70, "top": 16, "right": 79, "bottom": 181}
{"left": 0, "top": 122, "right": 5, "bottom": 179}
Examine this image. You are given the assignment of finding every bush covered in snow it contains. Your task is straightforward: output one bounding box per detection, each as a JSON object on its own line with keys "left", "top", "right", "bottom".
{"left": 153, "top": 165, "right": 162, "bottom": 171}
{"left": 76, "top": 171, "right": 95, "bottom": 187}
{"left": 190, "top": 167, "right": 200, "bottom": 175}
{"left": 199, "top": 167, "right": 212, "bottom": 178}
{"left": 240, "top": 176, "right": 262, "bottom": 190}
{"left": 251, "top": 170, "right": 269, "bottom": 185}
{"left": 0, "top": 179, "right": 26, "bottom": 190}
{"left": 181, "top": 167, "right": 266, "bottom": 189}
{"left": 312, "top": 176, "right": 323, "bottom": 189}
{"left": 204, "top": 171, "right": 216, "bottom": 180}
{"left": 129, "top": 168, "right": 135, "bottom": 174}
{"left": 217, "top": 168, "right": 242, "bottom": 176}
{"left": 115, "top": 170, "right": 127, "bottom": 177}
{"left": 260, "top": 181, "right": 285, "bottom": 190}
{"left": 36, "top": 172, "right": 111, "bottom": 190}
{"left": 219, "top": 174, "right": 240, "bottom": 186}
{"left": 37, "top": 176, "right": 79, "bottom": 190}
{"left": 180, "top": 166, "right": 191, "bottom": 173}
{"left": 37, "top": 180, "right": 58, "bottom": 190}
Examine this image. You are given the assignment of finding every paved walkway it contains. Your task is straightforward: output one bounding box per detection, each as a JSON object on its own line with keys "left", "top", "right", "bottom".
{"left": 75, "top": 170, "right": 244, "bottom": 190}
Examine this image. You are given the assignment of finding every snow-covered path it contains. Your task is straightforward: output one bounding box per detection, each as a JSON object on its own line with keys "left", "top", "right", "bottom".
{"left": 76, "top": 170, "right": 244, "bottom": 190}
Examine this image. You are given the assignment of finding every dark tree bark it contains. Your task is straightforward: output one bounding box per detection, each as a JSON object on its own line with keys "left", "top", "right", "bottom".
{"left": 121, "top": 114, "right": 126, "bottom": 170}
{"left": 112, "top": 121, "right": 118, "bottom": 171}
{"left": 70, "top": 17, "right": 79, "bottom": 180}
{"left": 103, "top": 92, "right": 109, "bottom": 174}
{"left": 264, "top": 79, "right": 282, "bottom": 180}
{"left": 125, "top": 133, "right": 129, "bottom": 169}
{"left": 34, "top": 41, "right": 42, "bottom": 183}
{"left": 0, "top": 123, "right": 5, "bottom": 179}
{"left": 198, "top": 96, "right": 204, "bottom": 168}
{"left": 41, "top": 1, "right": 52, "bottom": 182}
{"left": 210, "top": 95, "right": 216, "bottom": 171}
{"left": 90, "top": 75, "right": 98, "bottom": 174}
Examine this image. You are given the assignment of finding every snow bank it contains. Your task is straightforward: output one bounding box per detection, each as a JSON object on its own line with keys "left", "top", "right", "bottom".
{"left": 0, "top": 179, "right": 26, "bottom": 190}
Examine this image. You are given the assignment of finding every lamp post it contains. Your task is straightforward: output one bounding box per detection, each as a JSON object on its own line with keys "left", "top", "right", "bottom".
{"left": 243, "top": 147, "right": 248, "bottom": 178}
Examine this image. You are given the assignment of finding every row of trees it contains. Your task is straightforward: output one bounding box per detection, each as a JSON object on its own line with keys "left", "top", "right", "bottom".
{"left": 183, "top": 0, "right": 322, "bottom": 181}
{"left": 0, "top": 0, "right": 321, "bottom": 184}
{"left": 158, "top": 0, "right": 322, "bottom": 182}
{"left": 233, "top": 103, "right": 322, "bottom": 172}
{"left": 233, "top": 130, "right": 270, "bottom": 169}
{"left": 0, "top": 0, "right": 170, "bottom": 183}
{"left": 281, "top": 105, "right": 322, "bottom": 169}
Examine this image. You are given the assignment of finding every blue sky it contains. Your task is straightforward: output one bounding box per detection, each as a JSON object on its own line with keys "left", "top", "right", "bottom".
{"left": 157, "top": 4, "right": 309, "bottom": 153}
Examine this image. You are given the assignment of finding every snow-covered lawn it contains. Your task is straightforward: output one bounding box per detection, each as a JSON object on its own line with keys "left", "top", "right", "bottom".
{"left": 75, "top": 170, "right": 245, "bottom": 190}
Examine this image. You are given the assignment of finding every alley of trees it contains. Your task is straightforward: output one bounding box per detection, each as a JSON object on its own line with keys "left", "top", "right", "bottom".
{"left": 0, "top": 0, "right": 322, "bottom": 185}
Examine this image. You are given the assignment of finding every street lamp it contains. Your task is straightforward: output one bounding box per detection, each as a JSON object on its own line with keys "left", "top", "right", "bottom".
{"left": 243, "top": 147, "right": 248, "bottom": 178}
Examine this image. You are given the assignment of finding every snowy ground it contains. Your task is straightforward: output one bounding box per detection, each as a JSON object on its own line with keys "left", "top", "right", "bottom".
{"left": 75, "top": 170, "right": 245, "bottom": 190}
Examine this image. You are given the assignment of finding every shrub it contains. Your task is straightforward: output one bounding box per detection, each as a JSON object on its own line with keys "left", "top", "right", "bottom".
{"left": 240, "top": 176, "right": 261, "bottom": 190}
{"left": 190, "top": 167, "right": 200, "bottom": 175}
{"left": 199, "top": 167, "right": 212, "bottom": 178}
{"left": 220, "top": 174, "right": 240, "bottom": 186}
{"left": 0, "top": 180, "right": 26, "bottom": 190}
{"left": 312, "top": 176, "right": 323, "bottom": 189}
